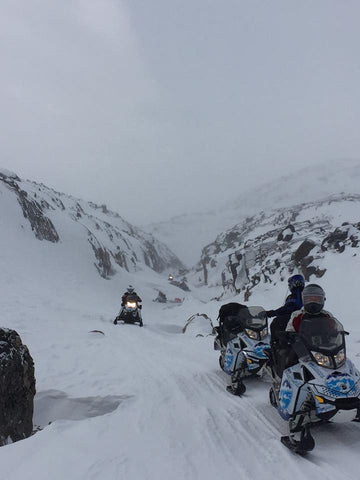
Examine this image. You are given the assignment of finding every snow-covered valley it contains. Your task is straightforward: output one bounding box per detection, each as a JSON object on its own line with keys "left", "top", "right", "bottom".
{"left": 1, "top": 260, "right": 360, "bottom": 480}
{"left": 1, "top": 167, "right": 360, "bottom": 479}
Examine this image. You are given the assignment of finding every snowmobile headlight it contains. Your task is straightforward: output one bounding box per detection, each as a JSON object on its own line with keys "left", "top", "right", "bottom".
{"left": 311, "top": 351, "right": 332, "bottom": 368}
{"left": 245, "top": 328, "right": 258, "bottom": 340}
{"left": 334, "top": 348, "right": 346, "bottom": 367}
{"left": 126, "top": 301, "right": 137, "bottom": 308}
{"left": 260, "top": 327, "right": 268, "bottom": 339}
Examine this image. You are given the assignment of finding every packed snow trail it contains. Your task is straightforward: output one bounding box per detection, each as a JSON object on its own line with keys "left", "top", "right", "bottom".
{"left": 0, "top": 287, "right": 360, "bottom": 480}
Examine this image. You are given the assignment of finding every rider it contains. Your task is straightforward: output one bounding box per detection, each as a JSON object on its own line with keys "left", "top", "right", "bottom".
{"left": 276, "top": 284, "right": 332, "bottom": 374}
{"left": 266, "top": 274, "right": 305, "bottom": 376}
{"left": 266, "top": 274, "right": 305, "bottom": 339}
{"left": 121, "top": 285, "right": 142, "bottom": 306}
{"left": 114, "top": 285, "right": 143, "bottom": 325}
{"left": 286, "top": 283, "right": 330, "bottom": 332}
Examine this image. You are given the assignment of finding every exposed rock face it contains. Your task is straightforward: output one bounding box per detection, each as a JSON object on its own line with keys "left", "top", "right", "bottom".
{"left": 0, "top": 171, "right": 59, "bottom": 243}
{"left": 321, "top": 223, "right": 360, "bottom": 252}
{"left": 0, "top": 170, "right": 184, "bottom": 278}
{"left": 169, "top": 279, "right": 191, "bottom": 292}
{"left": 192, "top": 194, "right": 360, "bottom": 299}
{"left": 0, "top": 328, "right": 36, "bottom": 446}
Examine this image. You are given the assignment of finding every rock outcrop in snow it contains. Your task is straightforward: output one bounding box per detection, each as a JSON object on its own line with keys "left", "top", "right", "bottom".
{"left": 0, "top": 170, "right": 183, "bottom": 278}
{"left": 147, "top": 160, "right": 360, "bottom": 266}
{"left": 192, "top": 194, "right": 360, "bottom": 300}
{"left": 0, "top": 170, "right": 59, "bottom": 243}
{"left": 0, "top": 328, "right": 35, "bottom": 446}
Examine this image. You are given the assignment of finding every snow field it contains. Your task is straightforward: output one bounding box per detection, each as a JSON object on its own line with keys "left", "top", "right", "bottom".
{"left": 0, "top": 264, "right": 359, "bottom": 480}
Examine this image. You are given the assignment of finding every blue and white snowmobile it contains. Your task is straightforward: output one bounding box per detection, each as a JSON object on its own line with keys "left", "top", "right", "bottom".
{"left": 269, "top": 314, "right": 360, "bottom": 455}
{"left": 214, "top": 306, "right": 271, "bottom": 395}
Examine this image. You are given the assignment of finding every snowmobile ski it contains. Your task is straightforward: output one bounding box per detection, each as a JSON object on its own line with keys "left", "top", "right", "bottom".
{"left": 226, "top": 381, "right": 246, "bottom": 396}
{"left": 281, "top": 427, "right": 315, "bottom": 455}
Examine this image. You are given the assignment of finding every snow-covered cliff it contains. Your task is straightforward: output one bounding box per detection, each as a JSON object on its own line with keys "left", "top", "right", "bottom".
{"left": 0, "top": 168, "right": 183, "bottom": 279}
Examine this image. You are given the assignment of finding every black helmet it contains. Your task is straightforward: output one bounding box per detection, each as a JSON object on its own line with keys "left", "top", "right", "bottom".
{"left": 127, "top": 285, "right": 135, "bottom": 294}
{"left": 288, "top": 274, "right": 305, "bottom": 292}
{"left": 302, "top": 284, "right": 325, "bottom": 314}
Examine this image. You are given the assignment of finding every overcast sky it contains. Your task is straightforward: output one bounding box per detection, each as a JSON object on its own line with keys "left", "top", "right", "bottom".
{"left": 1, "top": 0, "right": 360, "bottom": 223}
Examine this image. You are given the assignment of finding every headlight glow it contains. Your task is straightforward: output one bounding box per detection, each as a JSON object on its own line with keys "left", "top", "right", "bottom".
{"left": 334, "top": 348, "right": 346, "bottom": 367}
{"left": 260, "top": 327, "right": 268, "bottom": 339}
{"left": 312, "top": 351, "right": 332, "bottom": 368}
{"left": 126, "top": 302, "right": 137, "bottom": 308}
{"left": 245, "top": 328, "right": 258, "bottom": 340}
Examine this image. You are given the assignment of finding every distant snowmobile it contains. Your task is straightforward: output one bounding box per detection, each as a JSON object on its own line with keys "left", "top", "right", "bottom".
{"left": 214, "top": 305, "right": 271, "bottom": 395}
{"left": 268, "top": 314, "right": 360, "bottom": 455}
{"left": 114, "top": 295, "right": 143, "bottom": 327}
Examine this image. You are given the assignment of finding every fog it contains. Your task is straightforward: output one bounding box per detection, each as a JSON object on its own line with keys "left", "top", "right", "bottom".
{"left": 1, "top": 0, "right": 360, "bottom": 223}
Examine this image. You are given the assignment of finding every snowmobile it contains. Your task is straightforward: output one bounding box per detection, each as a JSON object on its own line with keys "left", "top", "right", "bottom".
{"left": 214, "top": 306, "right": 271, "bottom": 395}
{"left": 114, "top": 295, "right": 143, "bottom": 327}
{"left": 268, "top": 314, "right": 360, "bottom": 455}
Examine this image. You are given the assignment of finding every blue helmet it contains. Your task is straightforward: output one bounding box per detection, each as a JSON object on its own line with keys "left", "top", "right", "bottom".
{"left": 288, "top": 274, "right": 305, "bottom": 292}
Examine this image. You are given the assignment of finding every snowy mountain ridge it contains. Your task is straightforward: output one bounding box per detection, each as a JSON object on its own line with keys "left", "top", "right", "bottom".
{"left": 147, "top": 159, "right": 360, "bottom": 265}
{"left": 190, "top": 192, "right": 360, "bottom": 309}
{"left": 0, "top": 168, "right": 183, "bottom": 278}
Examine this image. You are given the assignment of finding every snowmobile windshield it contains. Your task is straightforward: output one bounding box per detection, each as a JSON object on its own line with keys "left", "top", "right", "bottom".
{"left": 238, "top": 306, "right": 267, "bottom": 331}
{"left": 125, "top": 295, "right": 138, "bottom": 304}
{"left": 299, "top": 315, "right": 345, "bottom": 353}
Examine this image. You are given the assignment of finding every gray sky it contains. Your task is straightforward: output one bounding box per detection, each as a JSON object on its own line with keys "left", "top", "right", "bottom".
{"left": 1, "top": 0, "right": 360, "bottom": 223}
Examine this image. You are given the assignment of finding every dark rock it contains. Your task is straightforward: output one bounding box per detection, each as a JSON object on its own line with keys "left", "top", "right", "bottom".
{"left": 0, "top": 328, "right": 35, "bottom": 446}
{"left": 293, "top": 240, "right": 316, "bottom": 263}
{"left": 302, "top": 265, "right": 326, "bottom": 280}
{"left": 170, "top": 280, "right": 191, "bottom": 292}
{"left": 88, "top": 233, "right": 113, "bottom": 279}
{"left": 113, "top": 251, "right": 129, "bottom": 271}
{"left": 17, "top": 192, "right": 59, "bottom": 242}
{"left": 277, "top": 224, "right": 295, "bottom": 242}
{"left": 322, "top": 228, "right": 349, "bottom": 252}
{"left": 154, "top": 291, "right": 167, "bottom": 303}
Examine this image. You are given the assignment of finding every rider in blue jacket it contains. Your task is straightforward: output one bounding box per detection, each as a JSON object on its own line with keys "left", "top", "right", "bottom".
{"left": 267, "top": 274, "right": 305, "bottom": 339}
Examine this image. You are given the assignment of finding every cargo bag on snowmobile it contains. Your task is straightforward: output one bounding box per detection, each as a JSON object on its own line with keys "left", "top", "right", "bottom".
{"left": 218, "top": 303, "right": 248, "bottom": 346}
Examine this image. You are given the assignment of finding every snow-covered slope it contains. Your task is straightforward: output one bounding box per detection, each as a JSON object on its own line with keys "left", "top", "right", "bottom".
{"left": 147, "top": 159, "right": 360, "bottom": 266}
{"left": 0, "top": 168, "right": 183, "bottom": 278}
{"left": 191, "top": 193, "right": 360, "bottom": 309}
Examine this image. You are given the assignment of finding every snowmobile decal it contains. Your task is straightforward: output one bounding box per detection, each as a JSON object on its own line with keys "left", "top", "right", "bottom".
{"left": 325, "top": 372, "right": 356, "bottom": 396}
{"left": 225, "top": 348, "right": 234, "bottom": 371}
{"left": 278, "top": 379, "right": 292, "bottom": 419}
{"left": 253, "top": 343, "right": 270, "bottom": 359}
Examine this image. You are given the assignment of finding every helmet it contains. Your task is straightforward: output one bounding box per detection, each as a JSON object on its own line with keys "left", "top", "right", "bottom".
{"left": 302, "top": 284, "right": 325, "bottom": 314}
{"left": 127, "top": 285, "right": 135, "bottom": 294}
{"left": 288, "top": 274, "right": 305, "bottom": 292}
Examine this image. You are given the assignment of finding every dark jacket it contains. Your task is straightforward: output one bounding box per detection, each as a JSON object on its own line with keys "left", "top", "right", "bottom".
{"left": 121, "top": 292, "right": 142, "bottom": 306}
{"left": 267, "top": 288, "right": 303, "bottom": 318}
{"left": 268, "top": 288, "right": 303, "bottom": 340}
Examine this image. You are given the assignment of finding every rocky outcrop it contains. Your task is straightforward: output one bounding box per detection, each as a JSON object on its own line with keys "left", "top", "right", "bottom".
{"left": 0, "top": 171, "right": 59, "bottom": 243}
{"left": 17, "top": 191, "right": 60, "bottom": 242}
{"left": 0, "top": 328, "right": 36, "bottom": 446}
{"left": 192, "top": 194, "right": 360, "bottom": 299}
{"left": 321, "top": 223, "right": 360, "bottom": 253}
{"left": 0, "top": 169, "right": 184, "bottom": 278}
